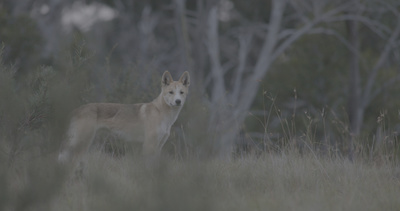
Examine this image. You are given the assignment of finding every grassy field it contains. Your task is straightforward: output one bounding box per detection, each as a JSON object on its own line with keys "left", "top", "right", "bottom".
{"left": 4, "top": 150, "right": 398, "bottom": 211}
{"left": 2, "top": 43, "right": 400, "bottom": 210}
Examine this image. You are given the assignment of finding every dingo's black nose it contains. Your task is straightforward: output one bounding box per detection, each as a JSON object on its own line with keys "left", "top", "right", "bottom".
{"left": 175, "top": 99, "right": 181, "bottom": 105}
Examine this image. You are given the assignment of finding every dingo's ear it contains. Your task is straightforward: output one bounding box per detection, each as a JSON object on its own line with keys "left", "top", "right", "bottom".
{"left": 162, "top": 71, "right": 173, "bottom": 86}
{"left": 179, "top": 71, "right": 190, "bottom": 87}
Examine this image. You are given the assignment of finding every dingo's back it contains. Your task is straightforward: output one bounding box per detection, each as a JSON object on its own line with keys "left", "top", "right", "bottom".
{"left": 58, "top": 71, "right": 190, "bottom": 167}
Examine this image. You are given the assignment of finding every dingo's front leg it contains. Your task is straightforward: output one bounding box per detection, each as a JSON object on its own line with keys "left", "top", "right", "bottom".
{"left": 142, "top": 130, "right": 169, "bottom": 167}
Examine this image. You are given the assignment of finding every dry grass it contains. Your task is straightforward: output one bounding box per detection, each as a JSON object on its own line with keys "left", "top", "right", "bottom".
{"left": 26, "top": 151, "right": 398, "bottom": 211}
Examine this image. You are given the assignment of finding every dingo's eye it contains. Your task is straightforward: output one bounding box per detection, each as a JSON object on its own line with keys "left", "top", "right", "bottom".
{"left": 180, "top": 91, "right": 184, "bottom": 94}
{"left": 169, "top": 91, "right": 174, "bottom": 94}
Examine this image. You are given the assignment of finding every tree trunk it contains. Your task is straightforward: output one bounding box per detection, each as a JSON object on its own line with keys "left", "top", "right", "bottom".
{"left": 206, "top": 0, "right": 287, "bottom": 159}
{"left": 346, "top": 16, "right": 362, "bottom": 160}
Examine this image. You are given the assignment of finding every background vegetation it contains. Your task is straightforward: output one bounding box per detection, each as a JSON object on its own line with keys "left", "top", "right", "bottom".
{"left": 1, "top": 0, "right": 400, "bottom": 210}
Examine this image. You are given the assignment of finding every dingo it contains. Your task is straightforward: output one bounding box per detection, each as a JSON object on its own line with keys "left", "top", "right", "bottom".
{"left": 58, "top": 71, "right": 190, "bottom": 165}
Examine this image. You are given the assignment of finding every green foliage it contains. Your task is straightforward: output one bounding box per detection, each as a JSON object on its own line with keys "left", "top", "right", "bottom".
{"left": 0, "top": 40, "right": 93, "bottom": 210}
{"left": 0, "top": 36, "right": 95, "bottom": 160}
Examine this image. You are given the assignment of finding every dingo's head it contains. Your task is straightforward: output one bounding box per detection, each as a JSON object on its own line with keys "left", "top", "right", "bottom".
{"left": 161, "top": 71, "right": 190, "bottom": 107}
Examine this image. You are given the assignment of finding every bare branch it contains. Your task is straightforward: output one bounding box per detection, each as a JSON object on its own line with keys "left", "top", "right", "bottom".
{"left": 271, "top": 21, "right": 315, "bottom": 62}
{"left": 317, "top": 1, "right": 356, "bottom": 21}
{"left": 379, "top": 1, "right": 400, "bottom": 19}
{"left": 174, "top": 0, "right": 193, "bottom": 72}
{"left": 271, "top": 1, "right": 356, "bottom": 65}
{"left": 205, "top": 6, "right": 226, "bottom": 102}
{"left": 231, "top": 32, "right": 253, "bottom": 105}
{"left": 251, "top": 0, "right": 287, "bottom": 80}
{"left": 308, "top": 27, "right": 353, "bottom": 51}
{"left": 288, "top": 0, "right": 312, "bottom": 23}
{"left": 236, "top": 0, "right": 287, "bottom": 117}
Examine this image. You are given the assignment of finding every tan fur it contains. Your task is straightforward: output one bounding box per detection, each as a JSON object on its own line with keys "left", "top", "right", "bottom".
{"left": 58, "top": 71, "right": 190, "bottom": 165}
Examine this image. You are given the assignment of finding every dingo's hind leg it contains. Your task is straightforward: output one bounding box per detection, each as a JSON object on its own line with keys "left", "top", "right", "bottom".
{"left": 58, "top": 119, "right": 98, "bottom": 165}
